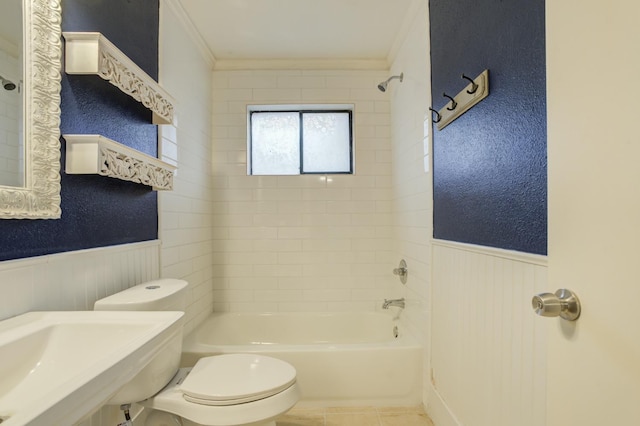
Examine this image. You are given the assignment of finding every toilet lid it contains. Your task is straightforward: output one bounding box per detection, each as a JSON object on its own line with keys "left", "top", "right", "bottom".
{"left": 180, "top": 354, "right": 297, "bottom": 406}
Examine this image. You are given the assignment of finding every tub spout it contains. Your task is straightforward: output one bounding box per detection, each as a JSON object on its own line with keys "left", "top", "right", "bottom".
{"left": 382, "top": 298, "right": 405, "bottom": 309}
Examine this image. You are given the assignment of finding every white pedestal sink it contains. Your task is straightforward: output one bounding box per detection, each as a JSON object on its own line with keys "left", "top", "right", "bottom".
{"left": 0, "top": 311, "right": 184, "bottom": 426}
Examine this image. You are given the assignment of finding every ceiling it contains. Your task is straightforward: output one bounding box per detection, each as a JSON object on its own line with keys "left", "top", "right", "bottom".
{"left": 177, "top": 0, "right": 420, "bottom": 67}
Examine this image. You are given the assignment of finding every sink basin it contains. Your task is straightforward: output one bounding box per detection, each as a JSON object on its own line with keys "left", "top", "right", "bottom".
{"left": 0, "top": 311, "right": 184, "bottom": 426}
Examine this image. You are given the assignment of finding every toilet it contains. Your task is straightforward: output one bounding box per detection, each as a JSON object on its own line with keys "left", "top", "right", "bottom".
{"left": 94, "top": 279, "right": 300, "bottom": 426}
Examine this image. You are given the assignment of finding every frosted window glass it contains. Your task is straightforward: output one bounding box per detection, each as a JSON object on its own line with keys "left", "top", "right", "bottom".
{"left": 302, "top": 113, "right": 351, "bottom": 173}
{"left": 251, "top": 112, "right": 300, "bottom": 175}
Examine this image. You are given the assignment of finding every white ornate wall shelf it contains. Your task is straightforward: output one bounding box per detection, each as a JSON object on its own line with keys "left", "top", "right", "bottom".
{"left": 62, "top": 32, "right": 176, "bottom": 125}
{"left": 64, "top": 135, "right": 176, "bottom": 191}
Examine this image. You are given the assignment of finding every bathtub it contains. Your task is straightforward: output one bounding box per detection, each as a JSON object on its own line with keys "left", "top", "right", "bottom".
{"left": 181, "top": 312, "right": 423, "bottom": 407}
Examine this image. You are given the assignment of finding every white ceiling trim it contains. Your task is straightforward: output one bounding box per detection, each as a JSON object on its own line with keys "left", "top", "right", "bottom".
{"left": 386, "top": 0, "right": 426, "bottom": 65}
{"left": 213, "top": 58, "right": 390, "bottom": 71}
{"left": 162, "top": 0, "right": 216, "bottom": 69}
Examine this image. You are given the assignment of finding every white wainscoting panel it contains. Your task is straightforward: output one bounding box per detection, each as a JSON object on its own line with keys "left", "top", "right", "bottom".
{"left": 0, "top": 241, "right": 160, "bottom": 321}
{"left": 428, "top": 241, "right": 547, "bottom": 426}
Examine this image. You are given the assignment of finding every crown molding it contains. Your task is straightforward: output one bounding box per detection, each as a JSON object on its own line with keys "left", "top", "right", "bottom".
{"left": 213, "top": 58, "right": 389, "bottom": 71}
{"left": 387, "top": 0, "right": 426, "bottom": 66}
{"left": 162, "top": 0, "right": 216, "bottom": 69}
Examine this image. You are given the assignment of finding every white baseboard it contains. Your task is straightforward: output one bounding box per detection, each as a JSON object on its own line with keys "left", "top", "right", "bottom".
{"left": 425, "top": 383, "right": 462, "bottom": 426}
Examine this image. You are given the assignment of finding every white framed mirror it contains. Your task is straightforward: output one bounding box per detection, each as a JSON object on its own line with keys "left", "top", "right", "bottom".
{"left": 0, "top": 0, "right": 62, "bottom": 219}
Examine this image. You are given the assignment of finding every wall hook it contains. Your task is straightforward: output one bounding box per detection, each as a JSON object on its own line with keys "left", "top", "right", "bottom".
{"left": 443, "top": 92, "right": 457, "bottom": 110}
{"left": 429, "top": 107, "right": 442, "bottom": 123}
{"left": 461, "top": 74, "right": 479, "bottom": 94}
{"left": 435, "top": 69, "right": 489, "bottom": 131}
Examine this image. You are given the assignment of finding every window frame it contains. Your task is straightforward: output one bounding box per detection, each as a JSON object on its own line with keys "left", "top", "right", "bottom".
{"left": 248, "top": 105, "right": 354, "bottom": 176}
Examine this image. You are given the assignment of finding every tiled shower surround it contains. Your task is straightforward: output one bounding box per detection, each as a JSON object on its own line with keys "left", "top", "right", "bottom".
{"left": 210, "top": 69, "right": 397, "bottom": 313}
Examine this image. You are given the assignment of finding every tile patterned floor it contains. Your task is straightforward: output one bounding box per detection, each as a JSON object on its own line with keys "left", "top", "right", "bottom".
{"left": 276, "top": 405, "right": 435, "bottom": 426}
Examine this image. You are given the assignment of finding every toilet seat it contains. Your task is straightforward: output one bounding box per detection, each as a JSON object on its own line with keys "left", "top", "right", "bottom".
{"left": 180, "top": 354, "right": 297, "bottom": 406}
{"left": 140, "top": 355, "right": 300, "bottom": 426}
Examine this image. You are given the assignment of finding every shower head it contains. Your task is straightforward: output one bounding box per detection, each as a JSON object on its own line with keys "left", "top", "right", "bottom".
{"left": 0, "top": 76, "right": 16, "bottom": 91}
{"left": 377, "top": 73, "right": 404, "bottom": 92}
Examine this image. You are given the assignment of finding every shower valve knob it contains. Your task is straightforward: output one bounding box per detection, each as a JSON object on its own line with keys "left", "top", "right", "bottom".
{"left": 531, "top": 289, "right": 581, "bottom": 321}
{"left": 393, "top": 267, "right": 407, "bottom": 276}
{"left": 392, "top": 259, "right": 408, "bottom": 284}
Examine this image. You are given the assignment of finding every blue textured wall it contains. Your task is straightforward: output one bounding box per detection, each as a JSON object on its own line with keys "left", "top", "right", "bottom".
{"left": 430, "top": 0, "right": 547, "bottom": 255}
{"left": 0, "top": 0, "right": 159, "bottom": 261}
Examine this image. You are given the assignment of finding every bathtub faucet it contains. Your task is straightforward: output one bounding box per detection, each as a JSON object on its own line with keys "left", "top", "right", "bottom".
{"left": 382, "top": 298, "right": 405, "bottom": 309}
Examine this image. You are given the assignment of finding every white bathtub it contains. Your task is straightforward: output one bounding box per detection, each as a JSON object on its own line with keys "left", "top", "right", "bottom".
{"left": 181, "top": 312, "right": 423, "bottom": 407}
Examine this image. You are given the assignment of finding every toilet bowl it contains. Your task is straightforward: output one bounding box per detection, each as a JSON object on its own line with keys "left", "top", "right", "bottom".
{"left": 94, "top": 279, "right": 300, "bottom": 426}
{"left": 142, "top": 354, "right": 299, "bottom": 426}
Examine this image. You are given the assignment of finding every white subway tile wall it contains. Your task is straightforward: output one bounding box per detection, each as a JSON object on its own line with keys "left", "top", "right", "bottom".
{"left": 158, "top": 0, "right": 215, "bottom": 336}
{"left": 211, "top": 68, "right": 396, "bottom": 313}
{"left": 388, "top": 0, "right": 432, "bottom": 408}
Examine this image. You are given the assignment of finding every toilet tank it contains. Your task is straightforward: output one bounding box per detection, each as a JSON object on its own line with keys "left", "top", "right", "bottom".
{"left": 93, "top": 278, "right": 188, "bottom": 404}
{"left": 94, "top": 278, "right": 188, "bottom": 312}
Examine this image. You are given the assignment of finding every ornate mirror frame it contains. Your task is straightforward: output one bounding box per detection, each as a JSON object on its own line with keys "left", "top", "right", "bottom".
{"left": 0, "top": 0, "right": 62, "bottom": 219}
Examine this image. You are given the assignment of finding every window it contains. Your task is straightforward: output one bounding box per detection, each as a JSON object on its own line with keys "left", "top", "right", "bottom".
{"left": 248, "top": 106, "right": 353, "bottom": 175}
